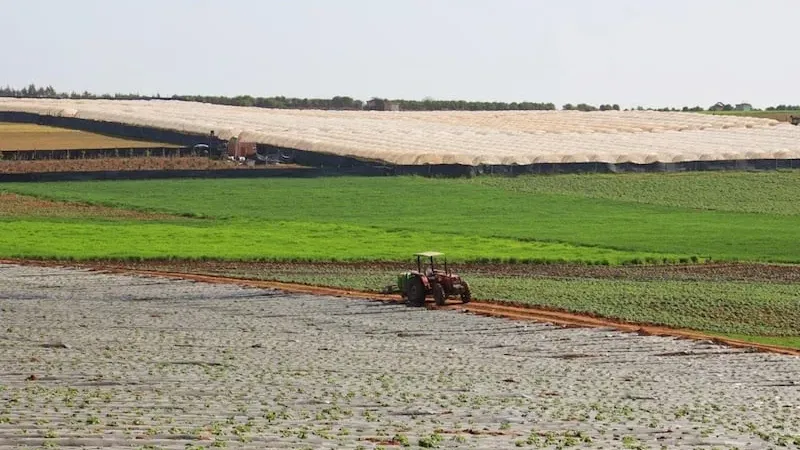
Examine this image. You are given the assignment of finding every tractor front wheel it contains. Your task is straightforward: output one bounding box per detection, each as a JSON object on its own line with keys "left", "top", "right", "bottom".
{"left": 407, "top": 277, "right": 425, "bottom": 307}
{"left": 460, "top": 282, "right": 472, "bottom": 304}
{"left": 433, "top": 283, "right": 446, "bottom": 306}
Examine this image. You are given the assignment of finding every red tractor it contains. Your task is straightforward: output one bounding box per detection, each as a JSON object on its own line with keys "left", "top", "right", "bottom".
{"left": 396, "top": 252, "right": 471, "bottom": 307}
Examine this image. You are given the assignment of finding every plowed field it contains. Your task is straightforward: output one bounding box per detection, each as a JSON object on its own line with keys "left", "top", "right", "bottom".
{"left": 0, "top": 157, "right": 256, "bottom": 174}
{"left": 0, "top": 122, "right": 174, "bottom": 150}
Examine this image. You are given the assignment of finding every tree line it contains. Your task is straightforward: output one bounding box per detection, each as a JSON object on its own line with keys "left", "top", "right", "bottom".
{"left": 2, "top": 84, "right": 798, "bottom": 112}
{"left": 0, "top": 85, "right": 555, "bottom": 111}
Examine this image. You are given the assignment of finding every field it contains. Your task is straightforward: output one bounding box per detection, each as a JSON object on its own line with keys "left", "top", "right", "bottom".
{"left": 1, "top": 170, "right": 799, "bottom": 349}
{"left": 2, "top": 264, "right": 800, "bottom": 450}
{"left": 2, "top": 173, "right": 799, "bottom": 263}
{"left": 0, "top": 122, "right": 174, "bottom": 150}
{"left": 704, "top": 110, "right": 800, "bottom": 122}
{"left": 2, "top": 155, "right": 800, "bottom": 450}
{"left": 96, "top": 259, "right": 800, "bottom": 349}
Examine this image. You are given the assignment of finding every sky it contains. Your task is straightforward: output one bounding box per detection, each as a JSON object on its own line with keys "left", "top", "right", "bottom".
{"left": 2, "top": 0, "right": 799, "bottom": 109}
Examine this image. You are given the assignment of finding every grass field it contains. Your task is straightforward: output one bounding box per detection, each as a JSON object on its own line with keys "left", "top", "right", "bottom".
{"left": 1, "top": 219, "right": 670, "bottom": 263}
{"left": 475, "top": 170, "right": 800, "bottom": 215}
{"left": 0, "top": 122, "right": 174, "bottom": 150}
{"left": 2, "top": 171, "right": 798, "bottom": 347}
{"left": 2, "top": 172, "right": 799, "bottom": 263}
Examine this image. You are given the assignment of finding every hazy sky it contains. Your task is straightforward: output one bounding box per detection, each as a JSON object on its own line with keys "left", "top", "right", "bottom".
{"left": 3, "top": 0, "right": 799, "bottom": 108}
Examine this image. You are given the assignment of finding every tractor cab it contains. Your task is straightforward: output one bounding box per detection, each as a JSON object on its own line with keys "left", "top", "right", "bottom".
{"left": 414, "top": 251, "right": 448, "bottom": 278}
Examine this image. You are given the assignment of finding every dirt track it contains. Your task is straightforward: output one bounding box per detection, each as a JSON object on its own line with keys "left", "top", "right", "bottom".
{"left": 113, "top": 259, "right": 800, "bottom": 284}
{"left": 2, "top": 263, "right": 800, "bottom": 449}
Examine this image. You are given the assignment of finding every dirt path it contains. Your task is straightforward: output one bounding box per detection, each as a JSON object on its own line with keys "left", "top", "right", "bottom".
{"left": 5, "top": 259, "right": 798, "bottom": 357}
{"left": 115, "top": 259, "right": 800, "bottom": 283}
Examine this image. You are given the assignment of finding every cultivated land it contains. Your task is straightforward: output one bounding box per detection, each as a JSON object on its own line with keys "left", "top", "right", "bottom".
{"left": 93, "top": 260, "right": 800, "bottom": 349}
{"left": 2, "top": 173, "right": 799, "bottom": 263}
{"left": 2, "top": 264, "right": 800, "bottom": 450}
{"left": 3, "top": 98, "right": 800, "bottom": 166}
{"left": 0, "top": 122, "right": 174, "bottom": 151}
{"left": 1, "top": 171, "right": 798, "bottom": 348}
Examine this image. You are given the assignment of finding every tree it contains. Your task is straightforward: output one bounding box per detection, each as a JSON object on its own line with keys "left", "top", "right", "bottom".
{"left": 330, "top": 96, "right": 357, "bottom": 110}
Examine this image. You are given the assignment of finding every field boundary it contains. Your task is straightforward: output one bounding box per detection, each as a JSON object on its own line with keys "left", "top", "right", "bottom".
{"left": 0, "top": 147, "right": 189, "bottom": 160}
{"left": 2, "top": 159, "right": 799, "bottom": 183}
{"left": 3, "top": 259, "right": 798, "bottom": 357}
{"left": 0, "top": 166, "right": 350, "bottom": 182}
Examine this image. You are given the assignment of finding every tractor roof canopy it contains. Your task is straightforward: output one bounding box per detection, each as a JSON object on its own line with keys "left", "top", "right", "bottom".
{"left": 414, "top": 252, "right": 444, "bottom": 257}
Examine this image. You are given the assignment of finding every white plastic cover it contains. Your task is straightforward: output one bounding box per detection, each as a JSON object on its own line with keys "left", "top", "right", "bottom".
{"left": 0, "top": 98, "right": 798, "bottom": 165}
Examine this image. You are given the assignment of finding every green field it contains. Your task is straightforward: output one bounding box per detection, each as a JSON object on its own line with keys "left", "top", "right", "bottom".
{"left": 1, "top": 219, "right": 664, "bottom": 263}
{"left": 2, "top": 171, "right": 799, "bottom": 348}
{"left": 2, "top": 171, "right": 799, "bottom": 263}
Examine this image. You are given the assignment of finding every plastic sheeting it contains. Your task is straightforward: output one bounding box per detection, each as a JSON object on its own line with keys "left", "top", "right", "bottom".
{"left": 1, "top": 98, "right": 799, "bottom": 166}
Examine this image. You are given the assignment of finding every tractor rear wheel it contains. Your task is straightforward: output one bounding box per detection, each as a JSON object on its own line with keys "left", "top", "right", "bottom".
{"left": 460, "top": 282, "right": 472, "bottom": 304}
{"left": 407, "top": 277, "right": 425, "bottom": 307}
{"left": 433, "top": 283, "right": 446, "bottom": 306}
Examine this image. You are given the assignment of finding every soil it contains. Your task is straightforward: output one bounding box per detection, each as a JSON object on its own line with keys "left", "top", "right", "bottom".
{"left": 108, "top": 259, "right": 800, "bottom": 284}
{"left": 0, "top": 193, "right": 180, "bottom": 220}
{"left": 0, "top": 157, "right": 283, "bottom": 173}
{"left": 0, "top": 122, "right": 175, "bottom": 150}
{"left": 2, "top": 263, "right": 799, "bottom": 449}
